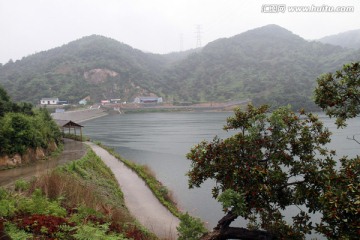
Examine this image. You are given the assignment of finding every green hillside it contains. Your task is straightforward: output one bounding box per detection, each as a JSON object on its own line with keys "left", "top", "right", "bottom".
{"left": 0, "top": 25, "right": 359, "bottom": 110}
{"left": 161, "top": 25, "right": 360, "bottom": 109}
{"left": 0, "top": 35, "right": 167, "bottom": 103}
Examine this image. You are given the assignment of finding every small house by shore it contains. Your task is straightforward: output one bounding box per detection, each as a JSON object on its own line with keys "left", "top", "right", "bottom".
{"left": 40, "top": 98, "right": 59, "bottom": 105}
{"left": 134, "top": 97, "right": 163, "bottom": 104}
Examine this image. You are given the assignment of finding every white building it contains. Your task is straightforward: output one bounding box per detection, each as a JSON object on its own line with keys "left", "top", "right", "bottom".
{"left": 40, "top": 98, "right": 59, "bottom": 105}
{"left": 134, "top": 97, "right": 163, "bottom": 104}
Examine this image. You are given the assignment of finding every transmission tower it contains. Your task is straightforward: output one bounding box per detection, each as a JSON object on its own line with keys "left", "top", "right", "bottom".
{"left": 195, "top": 25, "right": 202, "bottom": 49}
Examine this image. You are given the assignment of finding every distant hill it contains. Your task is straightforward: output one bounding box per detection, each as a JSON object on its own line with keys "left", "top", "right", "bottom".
{"left": 318, "top": 29, "right": 360, "bottom": 49}
{"left": 0, "top": 25, "right": 359, "bottom": 110}
{"left": 160, "top": 24, "right": 359, "bottom": 109}
{"left": 0, "top": 35, "right": 168, "bottom": 103}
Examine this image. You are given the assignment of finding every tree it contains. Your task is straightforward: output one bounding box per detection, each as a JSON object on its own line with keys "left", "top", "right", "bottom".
{"left": 314, "top": 62, "right": 360, "bottom": 128}
{"left": 186, "top": 104, "right": 336, "bottom": 239}
{"left": 314, "top": 62, "right": 360, "bottom": 239}
{"left": 0, "top": 87, "right": 61, "bottom": 156}
{"left": 177, "top": 212, "right": 208, "bottom": 240}
{"left": 315, "top": 156, "right": 359, "bottom": 239}
{"left": 0, "top": 85, "right": 13, "bottom": 117}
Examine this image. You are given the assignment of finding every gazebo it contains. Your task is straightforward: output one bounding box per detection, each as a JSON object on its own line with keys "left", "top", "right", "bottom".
{"left": 55, "top": 119, "right": 84, "bottom": 141}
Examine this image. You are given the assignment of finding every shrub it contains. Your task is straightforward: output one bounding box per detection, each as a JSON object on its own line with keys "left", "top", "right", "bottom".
{"left": 14, "top": 178, "right": 30, "bottom": 191}
{"left": 177, "top": 212, "right": 207, "bottom": 240}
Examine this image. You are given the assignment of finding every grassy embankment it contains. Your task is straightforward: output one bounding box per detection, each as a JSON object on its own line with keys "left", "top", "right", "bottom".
{"left": 95, "top": 143, "right": 181, "bottom": 218}
{"left": 0, "top": 149, "right": 159, "bottom": 239}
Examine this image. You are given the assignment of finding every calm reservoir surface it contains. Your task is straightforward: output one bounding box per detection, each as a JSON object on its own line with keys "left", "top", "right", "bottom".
{"left": 83, "top": 111, "right": 359, "bottom": 230}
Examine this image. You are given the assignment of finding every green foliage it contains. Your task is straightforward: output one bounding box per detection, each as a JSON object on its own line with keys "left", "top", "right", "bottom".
{"left": 0, "top": 85, "right": 13, "bottom": 116}
{"left": 14, "top": 178, "right": 30, "bottom": 191}
{"left": 0, "top": 188, "right": 16, "bottom": 217}
{"left": 177, "top": 212, "right": 207, "bottom": 240}
{"left": 69, "top": 205, "right": 104, "bottom": 225}
{"left": 316, "top": 157, "right": 360, "bottom": 239}
{"left": 4, "top": 222, "right": 33, "bottom": 239}
{"left": 73, "top": 223, "right": 127, "bottom": 240}
{"left": 0, "top": 87, "right": 61, "bottom": 156}
{"left": 217, "top": 189, "right": 246, "bottom": 216}
{"left": 16, "top": 188, "right": 67, "bottom": 217}
{"left": 314, "top": 62, "right": 360, "bottom": 239}
{"left": 187, "top": 104, "right": 337, "bottom": 238}
{"left": 0, "top": 187, "right": 66, "bottom": 219}
{"left": 60, "top": 150, "right": 125, "bottom": 206}
{"left": 0, "top": 110, "right": 61, "bottom": 155}
{"left": 315, "top": 62, "right": 360, "bottom": 127}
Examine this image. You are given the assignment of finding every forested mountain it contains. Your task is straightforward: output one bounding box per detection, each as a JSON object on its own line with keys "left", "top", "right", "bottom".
{"left": 318, "top": 29, "right": 360, "bottom": 49}
{"left": 161, "top": 25, "right": 359, "bottom": 109}
{"left": 0, "top": 25, "right": 359, "bottom": 109}
{"left": 0, "top": 35, "right": 167, "bottom": 103}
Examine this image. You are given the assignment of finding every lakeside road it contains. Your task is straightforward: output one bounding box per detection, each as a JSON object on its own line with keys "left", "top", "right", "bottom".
{"left": 85, "top": 142, "right": 180, "bottom": 239}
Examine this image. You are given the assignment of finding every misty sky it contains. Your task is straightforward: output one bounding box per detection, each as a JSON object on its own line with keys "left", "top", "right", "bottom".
{"left": 0, "top": 0, "right": 359, "bottom": 64}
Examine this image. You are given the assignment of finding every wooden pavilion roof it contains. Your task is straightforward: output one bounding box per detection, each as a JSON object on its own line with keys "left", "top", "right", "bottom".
{"left": 55, "top": 119, "right": 83, "bottom": 128}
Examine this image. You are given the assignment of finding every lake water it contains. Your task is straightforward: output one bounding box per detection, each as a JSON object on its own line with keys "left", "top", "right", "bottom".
{"left": 83, "top": 111, "right": 359, "bottom": 231}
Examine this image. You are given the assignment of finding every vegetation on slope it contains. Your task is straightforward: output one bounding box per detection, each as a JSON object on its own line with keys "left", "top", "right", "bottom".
{"left": 0, "top": 35, "right": 166, "bottom": 104}
{"left": 161, "top": 25, "right": 360, "bottom": 110}
{"left": 0, "top": 149, "right": 157, "bottom": 239}
{"left": 0, "top": 85, "right": 61, "bottom": 156}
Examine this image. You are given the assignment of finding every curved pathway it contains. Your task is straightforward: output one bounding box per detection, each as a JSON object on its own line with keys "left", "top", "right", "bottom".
{"left": 85, "top": 142, "right": 180, "bottom": 239}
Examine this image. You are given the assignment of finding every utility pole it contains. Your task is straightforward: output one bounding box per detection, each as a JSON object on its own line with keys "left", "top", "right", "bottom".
{"left": 195, "top": 25, "right": 202, "bottom": 49}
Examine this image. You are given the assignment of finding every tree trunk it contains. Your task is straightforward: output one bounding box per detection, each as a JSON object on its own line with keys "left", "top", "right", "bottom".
{"left": 201, "top": 212, "right": 275, "bottom": 240}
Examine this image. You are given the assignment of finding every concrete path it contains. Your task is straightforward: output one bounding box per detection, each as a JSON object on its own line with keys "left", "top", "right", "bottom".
{"left": 85, "top": 142, "right": 180, "bottom": 239}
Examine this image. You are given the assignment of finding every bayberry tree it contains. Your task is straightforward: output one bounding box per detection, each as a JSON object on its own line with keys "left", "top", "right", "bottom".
{"left": 314, "top": 62, "right": 360, "bottom": 239}
{"left": 314, "top": 62, "right": 360, "bottom": 128}
{"left": 187, "top": 104, "right": 336, "bottom": 239}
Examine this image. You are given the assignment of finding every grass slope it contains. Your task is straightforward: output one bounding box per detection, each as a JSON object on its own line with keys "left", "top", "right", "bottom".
{"left": 0, "top": 149, "right": 158, "bottom": 239}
